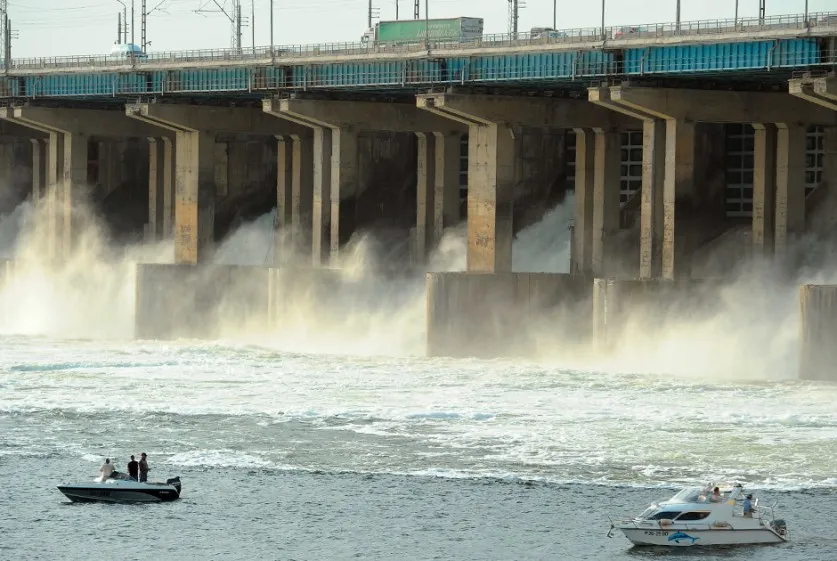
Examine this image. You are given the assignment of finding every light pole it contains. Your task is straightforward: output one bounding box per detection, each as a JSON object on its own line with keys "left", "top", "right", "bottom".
{"left": 734, "top": 0, "right": 738, "bottom": 28}
{"left": 115, "top": 0, "right": 127, "bottom": 43}
{"left": 601, "top": 0, "right": 606, "bottom": 40}
{"left": 270, "top": 0, "right": 274, "bottom": 61}
{"left": 804, "top": 0, "right": 809, "bottom": 27}
{"left": 424, "top": 0, "right": 428, "bottom": 49}
{"left": 676, "top": 0, "right": 681, "bottom": 31}
{"left": 553, "top": 0, "right": 556, "bottom": 29}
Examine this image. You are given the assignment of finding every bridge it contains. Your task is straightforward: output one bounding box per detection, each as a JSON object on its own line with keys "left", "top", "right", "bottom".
{"left": 0, "top": 11, "right": 835, "bottom": 97}
{"left": 0, "top": 10, "right": 836, "bottom": 379}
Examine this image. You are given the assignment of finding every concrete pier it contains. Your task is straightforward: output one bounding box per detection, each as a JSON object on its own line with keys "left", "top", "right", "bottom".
{"left": 799, "top": 284, "right": 837, "bottom": 382}
{"left": 127, "top": 103, "right": 302, "bottom": 264}
{"left": 592, "top": 277, "right": 720, "bottom": 349}
{"left": 0, "top": 107, "right": 157, "bottom": 258}
{"left": 263, "top": 97, "right": 463, "bottom": 266}
{"left": 418, "top": 93, "right": 630, "bottom": 273}
{"left": 426, "top": 272, "right": 592, "bottom": 358}
{"left": 135, "top": 263, "right": 271, "bottom": 340}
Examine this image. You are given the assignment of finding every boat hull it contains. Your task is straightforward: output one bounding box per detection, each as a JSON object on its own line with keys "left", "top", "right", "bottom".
{"left": 620, "top": 527, "right": 786, "bottom": 547}
{"left": 58, "top": 481, "right": 181, "bottom": 503}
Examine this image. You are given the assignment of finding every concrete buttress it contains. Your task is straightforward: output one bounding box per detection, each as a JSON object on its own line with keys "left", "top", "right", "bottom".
{"left": 752, "top": 123, "right": 777, "bottom": 259}
{"left": 264, "top": 96, "right": 463, "bottom": 266}
{"left": 571, "top": 128, "right": 595, "bottom": 275}
{"left": 126, "top": 102, "right": 306, "bottom": 264}
{"left": 0, "top": 106, "right": 159, "bottom": 259}
{"left": 417, "top": 92, "right": 629, "bottom": 273}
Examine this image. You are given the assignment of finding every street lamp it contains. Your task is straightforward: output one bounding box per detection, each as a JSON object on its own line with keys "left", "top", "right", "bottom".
{"left": 115, "top": 0, "right": 127, "bottom": 43}
{"left": 601, "top": 0, "right": 606, "bottom": 40}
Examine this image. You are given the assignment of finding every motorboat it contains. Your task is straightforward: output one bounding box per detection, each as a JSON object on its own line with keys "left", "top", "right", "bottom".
{"left": 608, "top": 483, "right": 789, "bottom": 547}
{"left": 58, "top": 472, "right": 182, "bottom": 503}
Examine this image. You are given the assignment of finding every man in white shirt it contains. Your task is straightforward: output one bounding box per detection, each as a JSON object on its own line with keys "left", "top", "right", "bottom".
{"left": 99, "top": 458, "right": 115, "bottom": 481}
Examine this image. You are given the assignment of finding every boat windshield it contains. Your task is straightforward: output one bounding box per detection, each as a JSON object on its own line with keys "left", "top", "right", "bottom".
{"left": 669, "top": 487, "right": 704, "bottom": 503}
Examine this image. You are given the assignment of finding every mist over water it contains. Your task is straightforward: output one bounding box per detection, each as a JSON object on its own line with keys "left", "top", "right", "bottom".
{"left": 0, "top": 184, "right": 836, "bottom": 379}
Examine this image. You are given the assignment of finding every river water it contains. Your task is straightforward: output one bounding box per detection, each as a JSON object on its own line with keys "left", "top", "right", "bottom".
{"left": 2, "top": 199, "right": 837, "bottom": 559}
{"left": 2, "top": 336, "right": 837, "bottom": 560}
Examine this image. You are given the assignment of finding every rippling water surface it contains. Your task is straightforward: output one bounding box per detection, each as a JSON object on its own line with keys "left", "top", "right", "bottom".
{"left": 3, "top": 335, "right": 837, "bottom": 560}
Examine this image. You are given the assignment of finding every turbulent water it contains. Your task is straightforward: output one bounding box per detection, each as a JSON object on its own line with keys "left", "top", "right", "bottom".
{"left": 2, "top": 195, "right": 837, "bottom": 559}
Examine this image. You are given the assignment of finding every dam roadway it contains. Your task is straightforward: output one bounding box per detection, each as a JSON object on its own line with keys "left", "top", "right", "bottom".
{"left": 0, "top": 10, "right": 836, "bottom": 378}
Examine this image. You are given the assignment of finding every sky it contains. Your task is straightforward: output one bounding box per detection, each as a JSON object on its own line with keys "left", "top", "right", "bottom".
{"left": 7, "top": 0, "right": 833, "bottom": 59}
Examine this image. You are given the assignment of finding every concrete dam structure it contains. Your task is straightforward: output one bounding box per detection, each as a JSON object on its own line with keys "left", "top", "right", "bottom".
{"left": 0, "top": 10, "right": 837, "bottom": 379}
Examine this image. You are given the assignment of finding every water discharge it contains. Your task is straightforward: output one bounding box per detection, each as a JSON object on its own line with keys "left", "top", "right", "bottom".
{"left": 1, "top": 186, "right": 836, "bottom": 380}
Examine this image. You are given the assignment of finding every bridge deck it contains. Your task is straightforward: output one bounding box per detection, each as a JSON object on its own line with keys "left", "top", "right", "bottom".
{"left": 0, "top": 11, "right": 834, "bottom": 99}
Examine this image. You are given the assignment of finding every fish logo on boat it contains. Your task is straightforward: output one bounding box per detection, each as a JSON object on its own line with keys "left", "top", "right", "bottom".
{"left": 668, "top": 531, "right": 699, "bottom": 544}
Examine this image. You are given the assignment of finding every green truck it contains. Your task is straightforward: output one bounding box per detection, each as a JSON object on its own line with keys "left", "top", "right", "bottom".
{"left": 361, "top": 17, "right": 484, "bottom": 44}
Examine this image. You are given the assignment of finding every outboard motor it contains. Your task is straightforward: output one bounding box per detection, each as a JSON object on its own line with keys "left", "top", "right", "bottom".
{"left": 165, "top": 476, "right": 182, "bottom": 495}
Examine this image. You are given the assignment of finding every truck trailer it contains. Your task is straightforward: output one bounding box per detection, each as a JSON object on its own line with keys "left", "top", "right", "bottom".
{"left": 361, "top": 17, "right": 484, "bottom": 44}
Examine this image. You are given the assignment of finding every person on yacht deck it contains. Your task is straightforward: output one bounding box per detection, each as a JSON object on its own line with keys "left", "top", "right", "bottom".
{"left": 743, "top": 494, "right": 753, "bottom": 517}
{"left": 709, "top": 487, "right": 723, "bottom": 502}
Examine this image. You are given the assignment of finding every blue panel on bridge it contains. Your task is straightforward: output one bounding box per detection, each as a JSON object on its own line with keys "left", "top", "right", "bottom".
{"left": 623, "top": 38, "right": 820, "bottom": 74}
{"left": 0, "top": 38, "right": 827, "bottom": 98}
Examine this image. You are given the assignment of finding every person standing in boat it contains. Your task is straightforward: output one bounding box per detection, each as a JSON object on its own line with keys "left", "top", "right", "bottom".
{"left": 743, "top": 494, "right": 753, "bottom": 517}
{"left": 99, "top": 458, "right": 115, "bottom": 480}
{"left": 127, "top": 455, "right": 139, "bottom": 481}
{"left": 709, "top": 487, "right": 722, "bottom": 502}
{"left": 138, "top": 453, "right": 150, "bottom": 483}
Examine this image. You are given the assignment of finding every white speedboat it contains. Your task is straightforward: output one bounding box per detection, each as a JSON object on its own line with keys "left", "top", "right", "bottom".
{"left": 608, "top": 483, "right": 789, "bottom": 547}
{"left": 58, "top": 473, "right": 182, "bottom": 503}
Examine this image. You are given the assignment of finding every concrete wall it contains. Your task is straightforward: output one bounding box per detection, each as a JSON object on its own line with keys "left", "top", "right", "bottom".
{"left": 96, "top": 138, "right": 149, "bottom": 242}
{"left": 426, "top": 272, "right": 592, "bottom": 358}
{"left": 512, "top": 127, "right": 570, "bottom": 234}
{"left": 135, "top": 263, "right": 271, "bottom": 339}
{"left": 592, "top": 278, "right": 724, "bottom": 348}
{"left": 799, "top": 284, "right": 837, "bottom": 382}
{"left": 0, "top": 140, "right": 34, "bottom": 215}
{"left": 214, "top": 137, "right": 277, "bottom": 242}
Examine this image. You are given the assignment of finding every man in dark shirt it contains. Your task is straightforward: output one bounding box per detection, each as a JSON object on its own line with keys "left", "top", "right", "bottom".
{"left": 127, "top": 455, "right": 139, "bottom": 481}
{"left": 139, "top": 453, "right": 149, "bottom": 483}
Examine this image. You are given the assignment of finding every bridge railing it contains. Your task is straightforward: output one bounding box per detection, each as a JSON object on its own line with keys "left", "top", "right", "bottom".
{"left": 4, "top": 10, "right": 836, "bottom": 72}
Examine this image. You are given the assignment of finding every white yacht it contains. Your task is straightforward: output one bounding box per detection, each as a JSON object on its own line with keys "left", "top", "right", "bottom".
{"left": 608, "top": 483, "right": 789, "bottom": 547}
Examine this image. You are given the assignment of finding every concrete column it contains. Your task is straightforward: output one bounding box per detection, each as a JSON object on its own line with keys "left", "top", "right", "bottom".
{"left": 432, "top": 132, "right": 461, "bottom": 247}
{"left": 45, "top": 132, "right": 62, "bottom": 261}
{"left": 290, "top": 134, "right": 313, "bottom": 255}
{"left": 416, "top": 132, "right": 435, "bottom": 263}
{"left": 161, "top": 137, "right": 174, "bottom": 239}
{"left": 311, "top": 127, "right": 332, "bottom": 267}
{"left": 275, "top": 135, "right": 293, "bottom": 264}
{"left": 146, "top": 137, "right": 166, "bottom": 242}
{"left": 467, "top": 123, "right": 516, "bottom": 273}
{"left": 639, "top": 119, "right": 666, "bottom": 279}
{"left": 825, "top": 127, "right": 837, "bottom": 193}
{"left": 752, "top": 124, "right": 777, "bottom": 258}
{"left": 572, "top": 128, "right": 595, "bottom": 275}
{"left": 774, "top": 124, "right": 807, "bottom": 256}
{"left": 592, "top": 128, "right": 621, "bottom": 277}
{"left": 330, "top": 127, "right": 358, "bottom": 265}
{"left": 174, "top": 130, "right": 216, "bottom": 265}
{"left": 30, "top": 138, "right": 46, "bottom": 201}
{"left": 663, "top": 120, "right": 696, "bottom": 279}
{"left": 61, "top": 131, "right": 88, "bottom": 255}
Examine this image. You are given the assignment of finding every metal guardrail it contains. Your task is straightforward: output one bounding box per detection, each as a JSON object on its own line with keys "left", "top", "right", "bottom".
{"left": 11, "top": 48, "right": 835, "bottom": 99}
{"left": 3, "top": 10, "right": 837, "bottom": 73}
